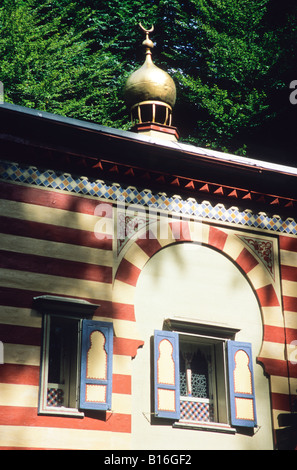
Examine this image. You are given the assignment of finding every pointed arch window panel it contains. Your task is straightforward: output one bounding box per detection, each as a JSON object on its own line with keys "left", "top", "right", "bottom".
{"left": 154, "top": 330, "right": 180, "bottom": 419}
{"left": 227, "top": 341, "right": 257, "bottom": 428}
{"left": 153, "top": 328, "right": 257, "bottom": 431}
{"left": 80, "top": 320, "right": 113, "bottom": 411}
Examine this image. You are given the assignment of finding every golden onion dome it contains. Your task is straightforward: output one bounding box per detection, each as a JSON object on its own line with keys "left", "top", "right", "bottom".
{"left": 124, "top": 24, "right": 176, "bottom": 110}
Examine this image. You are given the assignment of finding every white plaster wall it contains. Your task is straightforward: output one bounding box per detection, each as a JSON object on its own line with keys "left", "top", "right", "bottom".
{"left": 131, "top": 242, "right": 274, "bottom": 450}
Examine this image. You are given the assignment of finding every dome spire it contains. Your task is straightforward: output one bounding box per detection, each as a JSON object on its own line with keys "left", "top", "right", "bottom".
{"left": 124, "top": 24, "right": 179, "bottom": 141}
{"left": 139, "top": 23, "right": 154, "bottom": 59}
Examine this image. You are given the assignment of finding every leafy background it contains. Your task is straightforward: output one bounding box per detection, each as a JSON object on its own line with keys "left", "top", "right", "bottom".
{"left": 1, "top": 0, "right": 296, "bottom": 164}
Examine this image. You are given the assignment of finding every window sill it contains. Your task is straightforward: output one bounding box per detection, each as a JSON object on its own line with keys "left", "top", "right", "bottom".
{"left": 173, "top": 420, "right": 236, "bottom": 434}
{"left": 38, "top": 406, "right": 85, "bottom": 418}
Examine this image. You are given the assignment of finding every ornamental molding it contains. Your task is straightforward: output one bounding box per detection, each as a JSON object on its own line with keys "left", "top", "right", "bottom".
{"left": 1, "top": 160, "right": 296, "bottom": 240}
{"left": 238, "top": 235, "right": 275, "bottom": 279}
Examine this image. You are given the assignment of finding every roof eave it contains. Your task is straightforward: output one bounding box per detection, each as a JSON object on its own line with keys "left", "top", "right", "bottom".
{"left": 0, "top": 102, "right": 296, "bottom": 200}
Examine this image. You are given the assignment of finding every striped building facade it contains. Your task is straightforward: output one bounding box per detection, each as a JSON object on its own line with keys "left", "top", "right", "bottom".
{"left": 0, "top": 103, "right": 296, "bottom": 449}
{"left": 0, "top": 177, "right": 142, "bottom": 449}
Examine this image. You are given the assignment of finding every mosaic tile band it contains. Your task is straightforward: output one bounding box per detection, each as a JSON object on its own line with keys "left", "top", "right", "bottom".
{"left": 0, "top": 160, "right": 296, "bottom": 235}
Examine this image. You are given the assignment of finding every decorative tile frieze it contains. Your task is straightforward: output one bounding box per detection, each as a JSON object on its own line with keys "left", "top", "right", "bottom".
{"left": 0, "top": 160, "right": 296, "bottom": 235}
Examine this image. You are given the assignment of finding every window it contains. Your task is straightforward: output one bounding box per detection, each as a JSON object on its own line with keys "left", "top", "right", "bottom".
{"left": 153, "top": 320, "right": 257, "bottom": 431}
{"left": 34, "top": 296, "right": 113, "bottom": 417}
{"left": 46, "top": 315, "right": 80, "bottom": 411}
{"left": 179, "top": 336, "right": 224, "bottom": 425}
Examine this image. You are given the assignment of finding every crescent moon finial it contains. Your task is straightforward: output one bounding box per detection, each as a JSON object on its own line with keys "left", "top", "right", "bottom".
{"left": 139, "top": 23, "right": 154, "bottom": 52}
{"left": 139, "top": 23, "right": 154, "bottom": 35}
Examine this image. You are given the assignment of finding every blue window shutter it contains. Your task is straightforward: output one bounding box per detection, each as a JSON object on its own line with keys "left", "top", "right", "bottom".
{"left": 154, "top": 330, "right": 180, "bottom": 419}
{"left": 80, "top": 320, "right": 113, "bottom": 411}
{"left": 227, "top": 341, "right": 257, "bottom": 428}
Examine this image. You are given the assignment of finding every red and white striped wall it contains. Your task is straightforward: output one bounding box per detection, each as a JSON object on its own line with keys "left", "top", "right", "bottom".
{"left": 113, "top": 219, "right": 297, "bottom": 441}
{"left": 0, "top": 181, "right": 143, "bottom": 450}
{"left": 1, "top": 178, "right": 297, "bottom": 449}
{"left": 279, "top": 237, "right": 297, "bottom": 415}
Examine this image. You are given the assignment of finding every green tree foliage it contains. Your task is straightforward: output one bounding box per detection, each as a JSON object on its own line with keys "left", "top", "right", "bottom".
{"left": 0, "top": 0, "right": 296, "bottom": 159}
{"left": 150, "top": 0, "right": 278, "bottom": 152}
{"left": 0, "top": 0, "right": 128, "bottom": 126}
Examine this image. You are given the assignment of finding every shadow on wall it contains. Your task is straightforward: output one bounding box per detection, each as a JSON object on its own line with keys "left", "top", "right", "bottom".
{"left": 276, "top": 396, "right": 297, "bottom": 450}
